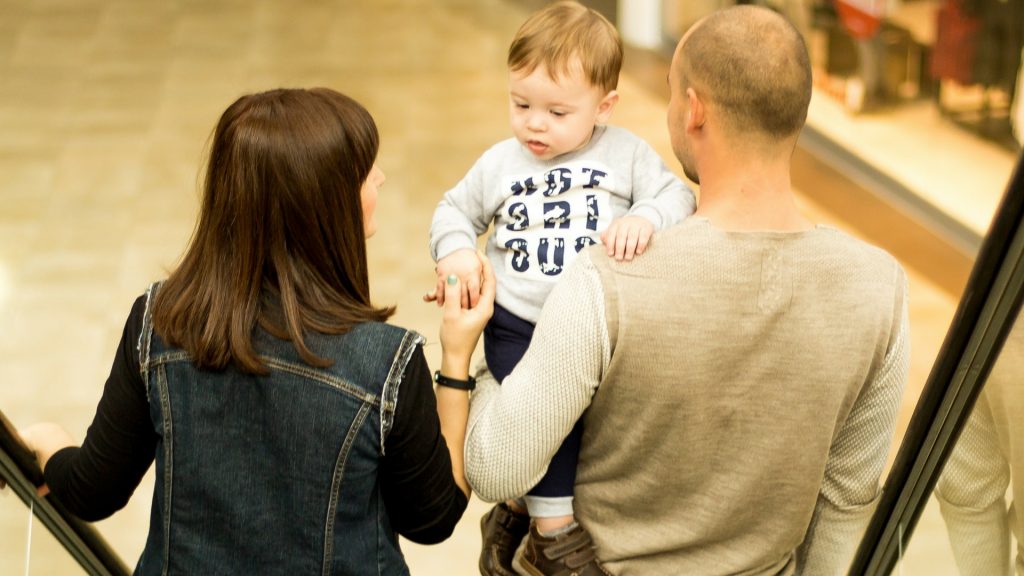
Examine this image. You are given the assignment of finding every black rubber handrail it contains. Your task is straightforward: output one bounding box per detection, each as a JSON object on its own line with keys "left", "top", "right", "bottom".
{"left": 0, "top": 409, "right": 131, "bottom": 576}
{"left": 848, "top": 150, "right": 1024, "bottom": 575}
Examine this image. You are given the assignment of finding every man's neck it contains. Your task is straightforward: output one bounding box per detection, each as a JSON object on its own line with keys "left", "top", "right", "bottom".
{"left": 693, "top": 156, "right": 813, "bottom": 232}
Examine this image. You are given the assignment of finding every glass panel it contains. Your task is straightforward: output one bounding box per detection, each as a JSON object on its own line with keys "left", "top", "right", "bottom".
{"left": 0, "top": 409, "right": 134, "bottom": 575}
{"left": 902, "top": 311, "right": 1024, "bottom": 575}
{"left": 0, "top": 495, "right": 88, "bottom": 575}
{"left": 848, "top": 155, "right": 1024, "bottom": 573}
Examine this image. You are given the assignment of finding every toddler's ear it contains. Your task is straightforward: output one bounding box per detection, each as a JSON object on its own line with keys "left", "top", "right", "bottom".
{"left": 596, "top": 90, "right": 619, "bottom": 122}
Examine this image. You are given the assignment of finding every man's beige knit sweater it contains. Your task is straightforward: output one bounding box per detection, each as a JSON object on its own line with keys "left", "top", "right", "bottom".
{"left": 466, "top": 217, "right": 910, "bottom": 575}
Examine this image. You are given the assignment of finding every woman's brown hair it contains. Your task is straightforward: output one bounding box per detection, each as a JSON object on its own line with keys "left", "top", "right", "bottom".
{"left": 153, "top": 87, "right": 394, "bottom": 374}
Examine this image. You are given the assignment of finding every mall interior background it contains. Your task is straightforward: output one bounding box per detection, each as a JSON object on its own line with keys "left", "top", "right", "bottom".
{"left": 0, "top": 0, "right": 1020, "bottom": 573}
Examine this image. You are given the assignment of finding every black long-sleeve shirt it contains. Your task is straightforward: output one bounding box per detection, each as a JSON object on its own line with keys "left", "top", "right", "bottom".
{"left": 45, "top": 296, "right": 467, "bottom": 544}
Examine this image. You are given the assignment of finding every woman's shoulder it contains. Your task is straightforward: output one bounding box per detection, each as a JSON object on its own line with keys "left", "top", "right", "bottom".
{"left": 350, "top": 321, "right": 424, "bottom": 343}
{"left": 339, "top": 323, "right": 426, "bottom": 366}
{"left": 127, "top": 288, "right": 156, "bottom": 342}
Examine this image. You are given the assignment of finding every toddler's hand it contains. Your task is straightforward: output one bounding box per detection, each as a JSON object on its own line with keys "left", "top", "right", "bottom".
{"left": 424, "top": 248, "right": 484, "bottom": 309}
{"left": 601, "top": 215, "right": 654, "bottom": 261}
{"left": 439, "top": 257, "right": 495, "bottom": 363}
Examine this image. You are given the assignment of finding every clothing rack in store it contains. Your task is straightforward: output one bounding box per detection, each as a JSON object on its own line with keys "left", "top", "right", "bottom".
{"left": 930, "top": 0, "right": 1022, "bottom": 150}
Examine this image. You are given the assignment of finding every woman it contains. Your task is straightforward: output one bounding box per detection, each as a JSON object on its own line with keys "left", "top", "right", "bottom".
{"left": 17, "top": 88, "right": 490, "bottom": 575}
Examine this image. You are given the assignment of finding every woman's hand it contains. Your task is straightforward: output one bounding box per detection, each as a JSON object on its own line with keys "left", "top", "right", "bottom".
{"left": 18, "top": 423, "right": 74, "bottom": 496}
{"left": 439, "top": 251, "right": 495, "bottom": 378}
{"left": 0, "top": 423, "right": 70, "bottom": 496}
{"left": 425, "top": 248, "right": 485, "bottom": 309}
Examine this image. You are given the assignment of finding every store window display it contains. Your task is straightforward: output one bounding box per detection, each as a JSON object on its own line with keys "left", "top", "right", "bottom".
{"left": 661, "top": 0, "right": 1020, "bottom": 245}
{"left": 831, "top": 0, "right": 898, "bottom": 111}
{"left": 932, "top": 0, "right": 1023, "bottom": 146}
{"left": 791, "top": 0, "right": 1024, "bottom": 143}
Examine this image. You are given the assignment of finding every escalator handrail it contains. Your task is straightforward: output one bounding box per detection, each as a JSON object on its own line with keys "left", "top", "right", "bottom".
{"left": 848, "top": 150, "right": 1024, "bottom": 575}
{"left": 0, "top": 409, "right": 131, "bottom": 576}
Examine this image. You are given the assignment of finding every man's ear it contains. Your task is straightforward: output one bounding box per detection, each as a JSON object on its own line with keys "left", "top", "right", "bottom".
{"left": 686, "top": 87, "right": 705, "bottom": 133}
{"left": 596, "top": 90, "right": 619, "bottom": 123}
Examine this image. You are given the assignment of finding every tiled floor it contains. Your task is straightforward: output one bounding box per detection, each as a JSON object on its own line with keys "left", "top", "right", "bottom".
{"left": 0, "top": 0, "right": 1019, "bottom": 574}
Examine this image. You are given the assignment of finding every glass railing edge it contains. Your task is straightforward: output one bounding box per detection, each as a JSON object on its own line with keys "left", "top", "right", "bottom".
{"left": 0, "top": 410, "right": 130, "bottom": 576}
{"left": 848, "top": 150, "right": 1024, "bottom": 576}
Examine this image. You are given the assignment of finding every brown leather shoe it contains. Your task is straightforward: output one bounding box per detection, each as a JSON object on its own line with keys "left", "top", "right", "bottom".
{"left": 513, "top": 522, "right": 612, "bottom": 576}
{"left": 479, "top": 503, "right": 531, "bottom": 575}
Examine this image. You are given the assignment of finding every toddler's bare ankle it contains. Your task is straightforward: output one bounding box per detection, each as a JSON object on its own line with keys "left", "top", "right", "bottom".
{"left": 534, "top": 515, "right": 574, "bottom": 535}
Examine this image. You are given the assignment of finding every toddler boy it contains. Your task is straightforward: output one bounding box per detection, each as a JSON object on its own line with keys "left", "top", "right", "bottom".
{"left": 427, "top": 2, "right": 695, "bottom": 574}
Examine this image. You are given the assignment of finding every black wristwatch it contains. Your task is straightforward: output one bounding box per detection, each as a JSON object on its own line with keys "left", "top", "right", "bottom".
{"left": 433, "top": 370, "right": 476, "bottom": 391}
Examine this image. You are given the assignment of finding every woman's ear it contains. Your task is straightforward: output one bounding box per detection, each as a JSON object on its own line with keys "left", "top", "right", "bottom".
{"left": 596, "top": 90, "right": 619, "bottom": 123}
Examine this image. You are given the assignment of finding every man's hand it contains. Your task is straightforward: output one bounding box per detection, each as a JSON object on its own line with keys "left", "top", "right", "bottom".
{"left": 424, "top": 248, "right": 484, "bottom": 308}
{"left": 601, "top": 215, "right": 655, "bottom": 261}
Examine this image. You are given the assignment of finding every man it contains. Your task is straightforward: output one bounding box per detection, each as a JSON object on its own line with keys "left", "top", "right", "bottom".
{"left": 465, "top": 5, "right": 909, "bottom": 576}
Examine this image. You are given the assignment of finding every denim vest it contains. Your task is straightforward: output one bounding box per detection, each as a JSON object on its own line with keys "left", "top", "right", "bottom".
{"left": 134, "top": 283, "right": 424, "bottom": 576}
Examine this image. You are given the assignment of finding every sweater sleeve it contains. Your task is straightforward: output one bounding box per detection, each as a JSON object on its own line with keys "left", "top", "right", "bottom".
{"left": 934, "top": 391, "right": 1012, "bottom": 576}
{"left": 44, "top": 295, "right": 158, "bottom": 522}
{"left": 429, "top": 153, "right": 494, "bottom": 262}
{"left": 380, "top": 345, "right": 468, "bottom": 544}
{"left": 625, "top": 139, "right": 695, "bottom": 230}
{"left": 465, "top": 250, "right": 609, "bottom": 501}
{"left": 797, "top": 266, "right": 911, "bottom": 574}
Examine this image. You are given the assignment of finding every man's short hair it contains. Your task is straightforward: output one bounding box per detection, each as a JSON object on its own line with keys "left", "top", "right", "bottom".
{"left": 507, "top": 0, "right": 622, "bottom": 94}
{"left": 681, "top": 6, "right": 811, "bottom": 139}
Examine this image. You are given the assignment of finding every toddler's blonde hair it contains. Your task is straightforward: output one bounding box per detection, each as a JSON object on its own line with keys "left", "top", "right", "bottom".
{"left": 507, "top": 1, "right": 622, "bottom": 94}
